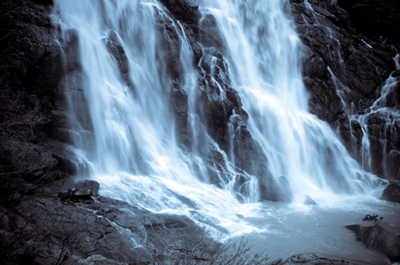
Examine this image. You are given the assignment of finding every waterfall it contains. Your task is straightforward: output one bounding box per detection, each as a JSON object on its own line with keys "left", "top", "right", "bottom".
{"left": 53, "top": 0, "right": 382, "bottom": 233}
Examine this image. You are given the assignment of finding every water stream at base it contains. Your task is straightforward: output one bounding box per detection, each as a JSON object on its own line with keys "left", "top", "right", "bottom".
{"left": 52, "top": 0, "right": 394, "bottom": 250}
{"left": 233, "top": 197, "right": 399, "bottom": 264}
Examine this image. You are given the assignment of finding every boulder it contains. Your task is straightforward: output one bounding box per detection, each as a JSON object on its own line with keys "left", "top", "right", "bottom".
{"left": 346, "top": 224, "right": 400, "bottom": 261}
{"left": 75, "top": 179, "right": 100, "bottom": 197}
{"left": 380, "top": 180, "right": 400, "bottom": 203}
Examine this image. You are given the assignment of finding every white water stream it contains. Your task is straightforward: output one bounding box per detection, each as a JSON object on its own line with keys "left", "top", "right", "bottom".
{"left": 52, "top": 0, "right": 395, "bottom": 257}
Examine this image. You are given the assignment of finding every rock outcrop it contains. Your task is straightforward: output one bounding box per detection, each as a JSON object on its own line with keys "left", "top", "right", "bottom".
{"left": 346, "top": 224, "right": 400, "bottom": 262}
{"left": 0, "top": 177, "right": 201, "bottom": 264}
{"left": 381, "top": 180, "right": 400, "bottom": 203}
{"left": 0, "top": 0, "right": 77, "bottom": 184}
{"left": 290, "top": 0, "right": 400, "bottom": 180}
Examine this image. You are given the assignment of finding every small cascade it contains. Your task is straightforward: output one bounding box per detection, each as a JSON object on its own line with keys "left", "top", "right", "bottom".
{"left": 331, "top": 52, "right": 400, "bottom": 178}
{"left": 198, "top": 0, "right": 379, "bottom": 204}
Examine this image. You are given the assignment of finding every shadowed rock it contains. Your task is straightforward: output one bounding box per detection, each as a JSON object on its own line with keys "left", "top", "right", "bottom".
{"left": 290, "top": 0, "right": 400, "bottom": 180}
{"left": 381, "top": 180, "right": 400, "bottom": 203}
{"left": 346, "top": 224, "right": 400, "bottom": 262}
{"left": 233, "top": 125, "right": 286, "bottom": 202}
{"left": 75, "top": 179, "right": 100, "bottom": 197}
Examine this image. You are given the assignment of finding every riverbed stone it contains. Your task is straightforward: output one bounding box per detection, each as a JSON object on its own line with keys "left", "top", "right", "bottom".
{"left": 75, "top": 179, "right": 100, "bottom": 197}
{"left": 346, "top": 224, "right": 400, "bottom": 261}
{"left": 380, "top": 181, "right": 400, "bottom": 203}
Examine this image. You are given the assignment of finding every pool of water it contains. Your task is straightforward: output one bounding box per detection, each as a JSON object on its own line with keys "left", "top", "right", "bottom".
{"left": 228, "top": 197, "right": 400, "bottom": 264}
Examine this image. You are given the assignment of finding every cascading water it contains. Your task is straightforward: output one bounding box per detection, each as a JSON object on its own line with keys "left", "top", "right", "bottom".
{"left": 198, "top": 0, "right": 380, "bottom": 204}
{"left": 346, "top": 54, "right": 400, "bottom": 178}
{"left": 53, "top": 0, "right": 383, "bottom": 235}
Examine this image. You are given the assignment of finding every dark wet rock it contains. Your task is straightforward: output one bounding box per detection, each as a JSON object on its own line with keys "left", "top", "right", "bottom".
{"left": 197, "top": 49, "right": 246, "bottom": 151}
{"left": 291, "top": 0, "right": 395, "bottom": 117}
{"left": 338, "top": 0, "right": 400, "bottom": 43}
{"left": 24, "top": 43, "right": 63, "bottom": 96}
{"left": 232, "top": 125, "right": 264, "bottom": 176}
{"left": 290, "top": 0, "right": 400, "bottom": 180}
{"left": 359, "top": 112, "right": 400, "bottom": 179}
{"left": 160, "top": 0, "right": 200, "bottom": 34}
{"left": 32, "top": 0, "right": 53, "bottom": 5}
{"left": 160, "top": 0, "right": 248, "bottom": 156}
{"left": 278, "top": 176, "right": 293, "bottom": 203}
{"left": 160, "top": 0, "right": 203, "bottom": 62}
{"left": 105, "top": 30, "right": 135, "bottom": 93}
{"left": 381, "top": 181, "right": 400, "bottom": 203}
{"left": 362, "top": 214, "right": 382, "bottom": 221}
{"left": 304, "top": 195, "right": 317, "bottom": 205}
{"left": 155, "top": 15, "right": 183, "bottom": 81}
{"left": 346, "top": 224, "right": 400, "bottom": 261}
{"left": 199, "top": 14, "right": 225, "bottom": 50}
{"left": 233, "top": 125, "right": 285, "bottom": 202}
{"left": 0, "top": 0, "right": 77, "bottom": 185}
{"left": 0, "top": 177, "right": 204, "bottom": 264}
{"left": 75, "top": 179, "right": 100, "bottom": 197}
{"left": 58, "top": 180, "right": 100, "bottom": 202}
{"left": 171, "top": 82, "right": 190, "bottom": 147}
{"left": 387, "top": 151, "right": 400, "bottom": 180}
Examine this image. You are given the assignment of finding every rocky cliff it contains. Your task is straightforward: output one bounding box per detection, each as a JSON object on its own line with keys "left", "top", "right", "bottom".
{"left": 291, "top": 0, "right": 400, "bottom": 180}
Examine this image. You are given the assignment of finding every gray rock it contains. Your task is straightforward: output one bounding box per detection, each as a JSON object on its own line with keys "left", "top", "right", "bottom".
{"left": 290, "top": 0, "right": 400, "bottom": 180}
{"left": 381, "top": 181, "right": 400, "bottom": 203}
{"left": 233, "top": 125, "right": 284, "bottom": 202}
{"left": 346, "top": 224, "right": 400, "bottom": 261}
{"left": 75, "top": 179, "right": 100, "bottom": 197}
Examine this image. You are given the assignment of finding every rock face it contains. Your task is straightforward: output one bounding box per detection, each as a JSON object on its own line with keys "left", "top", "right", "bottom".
{"left": 0, "top": 177, "right": 200, "bottom": 264}
{"left": 159, "top": 0, "right": 284, "bottom": 200}
{"left": 381, "top": 180, "right": 400, "bottom": 203}
{"left": 75, "top": 179, "right": 100, "bottom": 197}
{"left": 0, "top": 0, "right": 77, "bottom": 184}
{"left": 346, "top": 224, "right": 400, "bottom": 261}
{"left": 290, "top": 0, "right": 400, "bottom": 180}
